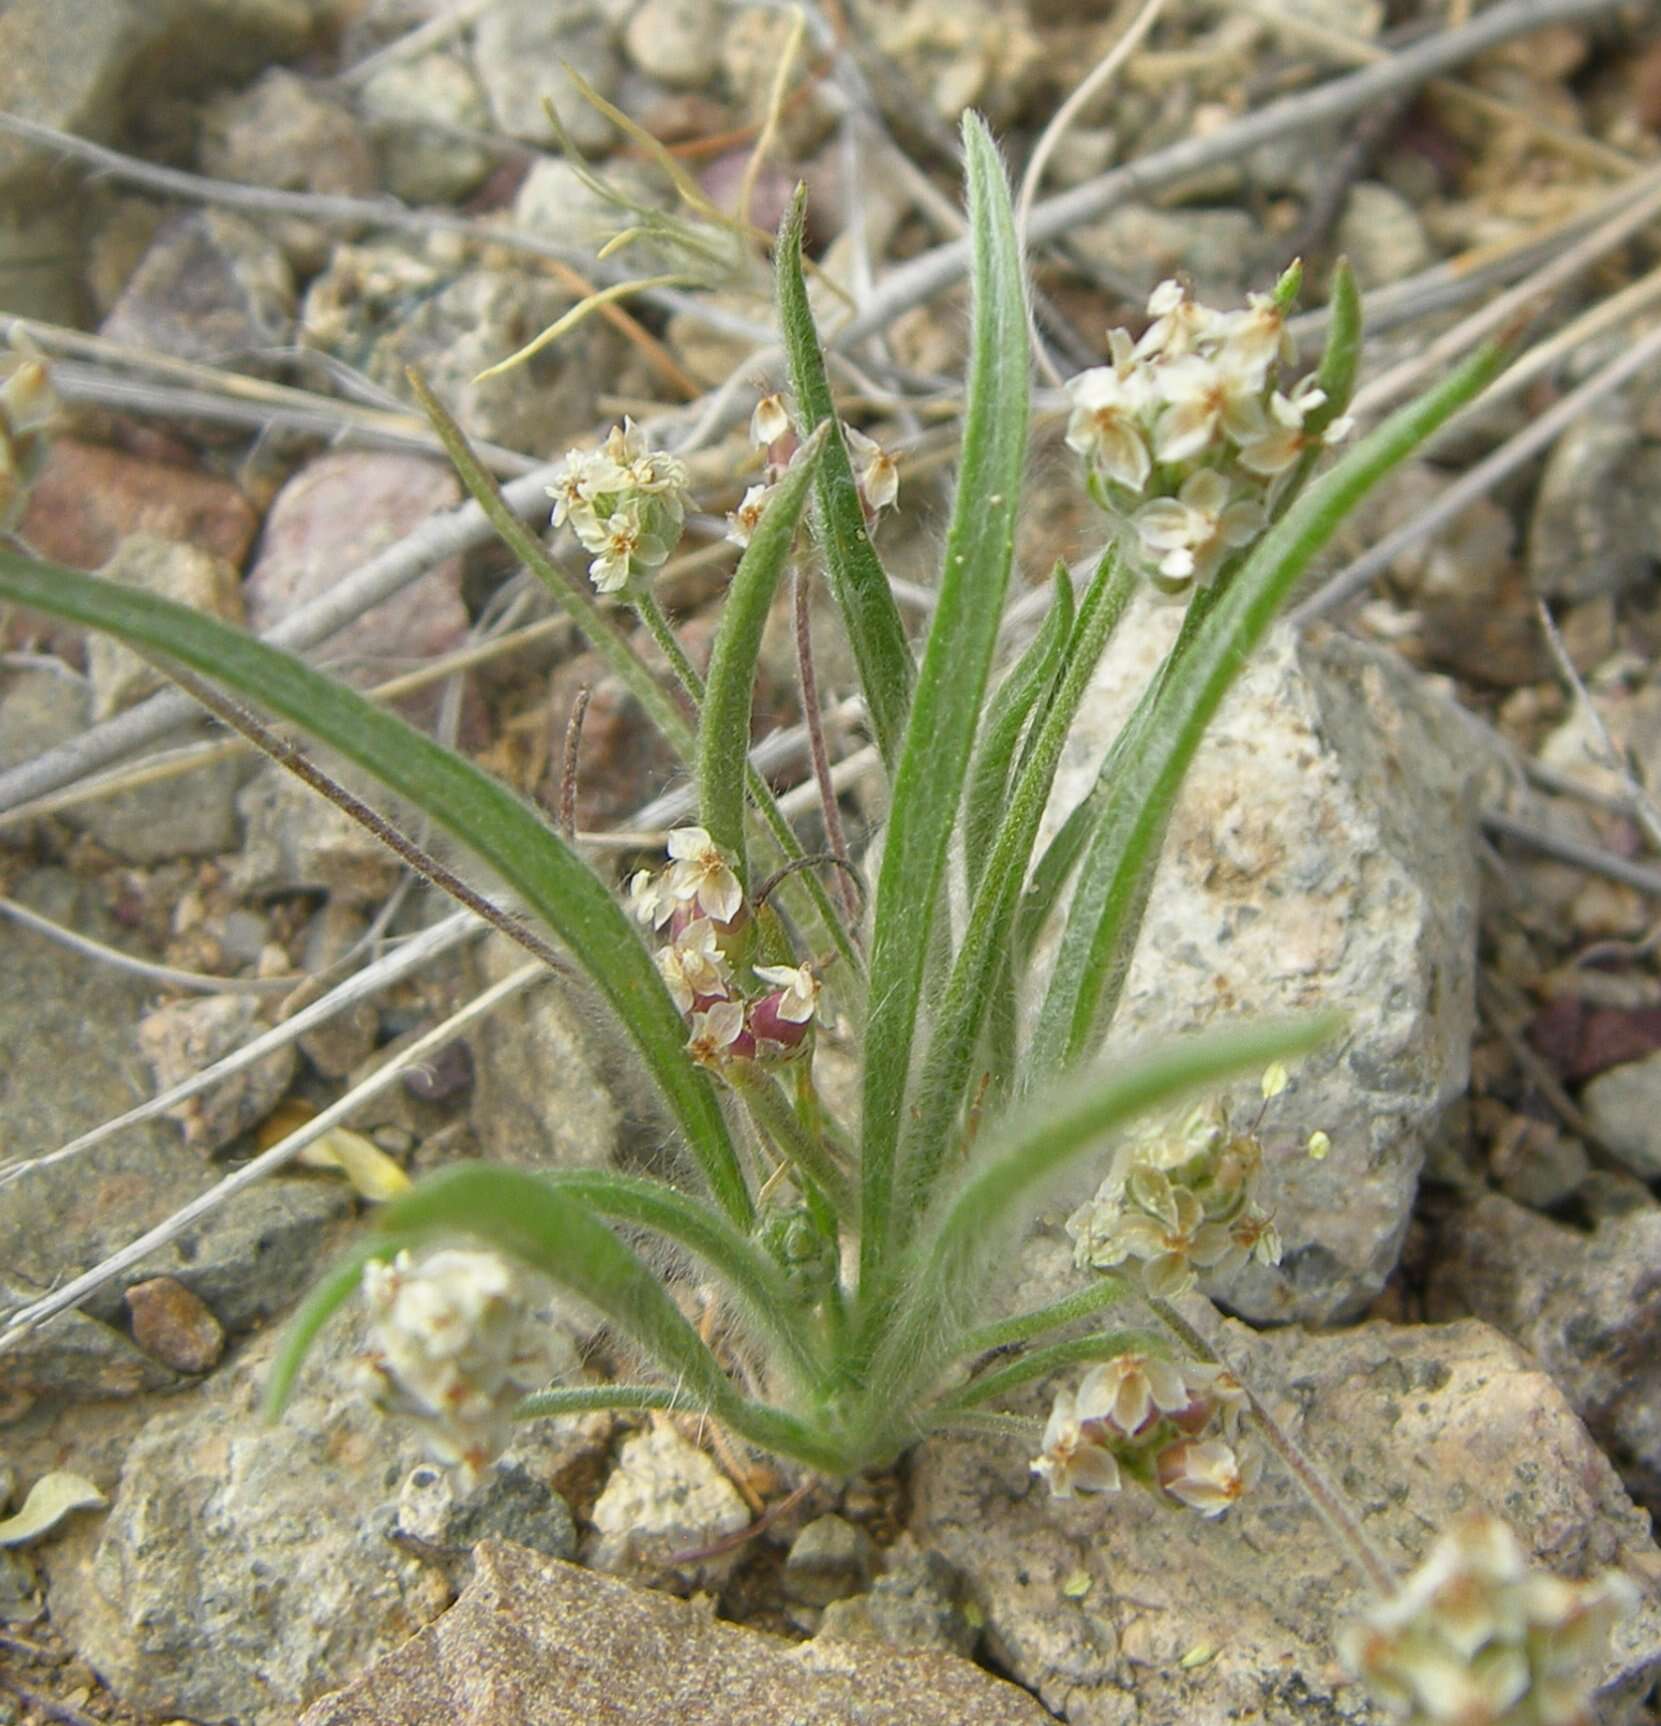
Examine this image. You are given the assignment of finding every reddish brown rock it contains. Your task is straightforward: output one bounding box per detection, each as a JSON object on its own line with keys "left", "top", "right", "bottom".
{"left": 18, "top": 439, "right": 258, "bottom": 573}
{"left": 243, "top": 451, "right": 468, "bottom": 674}
{"left": 123, "top": 1275, "right": 225, "bottom": 1374}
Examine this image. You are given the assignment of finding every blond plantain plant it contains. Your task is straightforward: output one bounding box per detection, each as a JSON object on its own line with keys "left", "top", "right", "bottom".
{"left": 0, "top": 115, "right": 1506, "bottom": 1507}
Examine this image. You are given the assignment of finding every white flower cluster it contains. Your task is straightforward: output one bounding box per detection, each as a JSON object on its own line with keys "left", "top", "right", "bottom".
{"left": 726, "top": 394, "right": 898, "bottom": 550}
{"left": 359, "top": 1248, "right": 559, "bottom": 1485}
{"left": 1064, "top": 276, "right": 1352, "bottom": 596}
{"left": 547, "top": 418, "right": 690, "bottom": 594}
{"left": 1068, "top": 1096, "right": 1282, "bottom": 1300}
{"left": 1032, "top": 1353, "right": 1256, "bottom": 1518}
{"left": 1339, "top": 1513, "right": 1638, "bottom": 1726}
{"left": 628, "top": 825, "right": 820, "bottom": 1067}
{"left": 1, "top": 330, "right": 58, "bottom": 535}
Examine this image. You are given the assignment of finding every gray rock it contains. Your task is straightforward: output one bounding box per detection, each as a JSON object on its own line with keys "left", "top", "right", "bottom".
{"left": 1527, "top": 416, "right": 1652, "bottom": 602}
{"left": 393, "top": 1459, "right": 576, "bottom": 1564}
{"left": 49, "top": 1323, "right": 452, "bottom": 1726}
{"left": 1427, "top": 1192, "right": 1661, "bottom": 1513}
{"left": 0, "top": 1279, "right": 179, "bottom": 1422}
{"left": 587, "top": 1421, "right": 750, "bottom": 1586}
{"left": 1337, "top": 181, "right": 1434, "bottom": 289}
{"left": 910, "top": 1317, "right": 1661, "bottom": 1726}
{"left": 86, "top": 535, "right": 245, "bottom": 721}
{"left": 121, "top": 1176, "right": 355, "bottom": 1337}
{"left": 296, "top": 1539, "right": 1061, "bottom": 1725}
{"left": 129, "top": 0, "right": 324, "bottom": 93}
{"left": 784, "top": 1513, "right": 876, "bottom": 1607}
{"left": 135, "top": 994, "right": 297, "bottom": 1153}
{"left": 66, "top": 735, "right": 247, "bottom": 862}
{"left": 464, "top": 935, "right": 621, "bottom": 1170}
{"left": 0, "top": 0, "right": 145, "bottom": 201}
{"left": 0, "top": 665, "right": 87, "bottom": 790}
{"left": 623, "top": 0, "right": 724, "bottom": 88}
{"left": 1031, "top": 607, "right": 1494, "bottom": 1322}
{"left": 200, "top": 69, "right": 378, "bottom": 270}
{"left": 233, "top": 766, "right": 402, "bottom": 907}
{"left": 0, "top": 201, "right": 88, "bottom": 325}
{"left": 99, "top": 209, "right": 295, "bottom": 365}
{"left": 473, "top": 0, "right": 622, "bottom": 154}
{"left": 511, "top": 156, "right": 666, "bottom": 254}
{"left": 0, "top": 868, "right": 215, "bottom": 1312}
{"left": 1068, "top": 204, "right": 1268, "bottom": 307}
{"left": 360, "top": 53, "right": 493, "bottom": 205}
{"left": 358, "top": 257, "right": 628, "bottom": 456}
{"left": 1581, "top": 1050, "right": 1661, "bottom": 1180}
{"left": 818, "top": 1541, "right": 976, "bottom": 1658}
{"left": 242, "top": 448, "right": 468, "bottom": 676}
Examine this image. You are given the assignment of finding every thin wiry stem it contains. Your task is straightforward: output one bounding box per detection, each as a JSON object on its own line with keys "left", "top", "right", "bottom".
{"left": 559, "top": 684, "right": 593, "bottom": 844}
{"left": 1291, "top": 319, "right": 1661, "bottom": 623}
{"left": 160, "top": 658, "right": 573, "bottom": 980}
{"left": 0, "top": 912, "right": 480, "bottom": 1191}
{"left": 0, "top": 896, "right": 297, "bottom": 995}
{"left": 1147, "top": 1295, "right": 1397, "bottom": 1596}
{"left": 1015, "top": 0, "right": 1175, "bottom": 388}
{"left": 0, "top": 961, "right": 547, "bottom": 1349}
{"left": 793, "top": 563, "right": 861, "bottom": 932}
{"left": 1479, "top": 811, "right": 1661, "bottom": 900}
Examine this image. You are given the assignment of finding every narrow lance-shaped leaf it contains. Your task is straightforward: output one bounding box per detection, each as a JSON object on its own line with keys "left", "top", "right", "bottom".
{"left": 497, "top": 1166, "right": 828, "bottom": 1396}
{"left": 776, "top": 186, "right": 913, "bottom": 767}
{"left": 1030, "top": 339, "right": 1510, "bottom": 1079}
{"left": 0, "top": 548, "right": 753, "bottom": 1229}
{"left": 898, "top": 544, "right": 1139, "bottom": 1218}
{"left": 698, "top": 423, "right": 827, "bottom": 877}
{"left": 961, "top": 561, "right": 1073, "bottom": 899}
{"left": 858, "top": 111, "right": 1030, "bottom": 1306}
{"left": 868, "top": 1014, "right": 1343, "bottom": 1432}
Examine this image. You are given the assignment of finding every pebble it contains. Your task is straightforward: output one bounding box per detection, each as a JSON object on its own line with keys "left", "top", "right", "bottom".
{"left": 1337, "top": 181, "right": 1434, "bottom": 289}
{"left": 360, "top": 53, "right": 494, "bottom": 205}
{"left": 135, "top": 994, "right": 298, "bottom": 1153}
{"left": 1581, "top": 1050, "right": 1661, "bottom": 1180}
{"left": 123, "top": 1275, "right": 226, "bottom": 1374}
{"left": 623, "top": 0, "right": 724, "bottom": 89}
{"left": 473, "top": 0, "right": 622, "bottom": 154}
{"left": 587, "top": 1422, "right": 750, "bottom": 1586}
{"left": 19, "top": 440, "right": 258, "bottom": 574}
{"left": 243, "top": 449, "right": 468, "bottom": 671}
{"left": 99, "top": 209, "right": 295, "bottom": 364}
{"left": 1526, "top": 415, "right": 1652, "bottom": 602}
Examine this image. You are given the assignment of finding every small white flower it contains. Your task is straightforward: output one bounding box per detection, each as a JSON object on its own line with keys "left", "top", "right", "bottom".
{"left": 1151, "top": 350, "right": 1270, "bottom": 466}
{"left": 751, "top": 393, "right": 791, "bottom": 448}
{"left": 1339, "top": 1514, "right": 1639, "bottom": 1726}
{"left": 752, "top": 961, "right": 820, "bottom": 1025}
{"left": 1217, "top": 289, "right": 1296, "bottom": 374}
{"left": 665, "top": 826, "right": 744, "bottom": 924}
{"left": 361, "top": 1249, "right": 557, "bottom": 1484}
{"left": 1031, "top": 1388, "right": 1124, "bottom": 1500}
{"left": 1076, "top": 1352, "right": 1192, "bottom": 1436}
{"left": 726, "top": 483, "right": 772, "bottom": 549}
{"left": 1133, "top": 468, "right": 1263, "bottom": 591}
{"left": 1135, "top": 279, "right": 1223, "bottom": 359}
{"left": 1064, "top": 362, "right": 1153, "bottom": 493}
{"left": 656, "top": 917, "right": 730, "bottom": 1013}
{"left": 1237, "top": 375, "right": 1349, "bottom": 477}
{"left": 1155, "top": 1436, "right": 1255, "bottom": 1518}
{"left": 628, "top": 867, "right": 674, "bottom": 928}
{"left": 686, "top": 998, "right": 746, "bottom": 1066}
{"left": 843, "top": 424, "right": 899, "bottom": 513}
